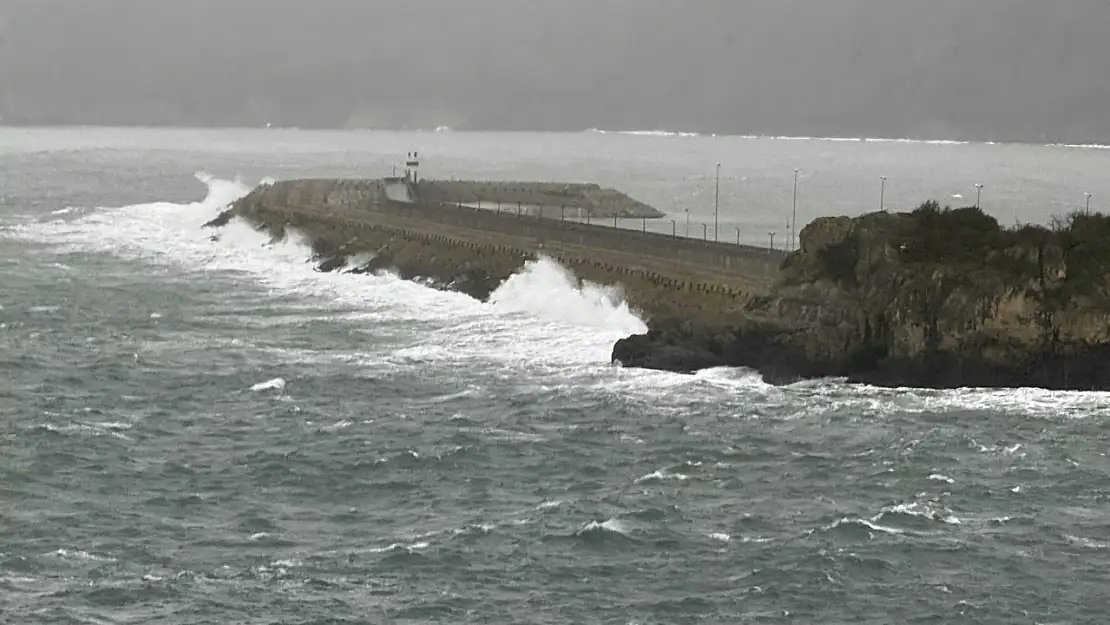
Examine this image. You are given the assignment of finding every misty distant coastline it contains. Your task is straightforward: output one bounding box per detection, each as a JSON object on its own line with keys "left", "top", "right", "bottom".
{"left": 3, "top": 123, "right": 1108, "bottom": 151}
{"left": 2, "top": 0, "right": 1108, "bottom": 146}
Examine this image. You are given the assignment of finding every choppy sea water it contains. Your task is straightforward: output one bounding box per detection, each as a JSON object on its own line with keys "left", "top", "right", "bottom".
{"left": 3, "top": 128, "right": 1110, "bottom": 624}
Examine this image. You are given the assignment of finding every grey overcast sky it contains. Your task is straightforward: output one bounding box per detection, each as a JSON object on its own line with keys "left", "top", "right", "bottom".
{"left": 1, "top": 0, "right": 1108, "bottom": 143}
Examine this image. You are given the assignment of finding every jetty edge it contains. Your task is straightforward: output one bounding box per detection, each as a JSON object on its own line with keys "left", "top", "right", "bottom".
{"left": 615, "top": 204, "right": 1110, "bottom": 390}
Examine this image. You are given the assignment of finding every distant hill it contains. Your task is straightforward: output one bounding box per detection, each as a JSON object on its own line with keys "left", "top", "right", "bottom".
{"left": 1, "top": 0, "right": 1107, "bottom": 144}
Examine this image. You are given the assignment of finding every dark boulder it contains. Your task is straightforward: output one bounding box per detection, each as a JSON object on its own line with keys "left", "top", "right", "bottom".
{"left": 203, "top": 209, "right": 235, "bottom": 229}
{"left": 612, "top": 333, "right": 725, "bottom": 373}
{"left": 315, "top": 255, "right": 347, "bottom": 273}
{"left": 345, "top": 249, "right": 395, "bottom": 276}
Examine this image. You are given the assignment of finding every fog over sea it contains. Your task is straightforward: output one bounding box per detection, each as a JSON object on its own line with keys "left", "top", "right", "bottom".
{"left": 3, "top": 127, "right": 1110, "bottom": 624}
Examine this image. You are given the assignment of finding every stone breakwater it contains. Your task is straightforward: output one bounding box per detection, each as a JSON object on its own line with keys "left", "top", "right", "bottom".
{"left": 237, "top": 177, "right": 665, "bottom": 219}
{"left": 213, "top": 179, "right": 786, "bottom": 325}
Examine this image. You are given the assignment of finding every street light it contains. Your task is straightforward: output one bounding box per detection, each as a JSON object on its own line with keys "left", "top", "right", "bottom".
{"left": 685, "top": 208, "right": 690, "bottom": 237}
{"left": 879, "top": 176, "right": 887, "bottom": 212}
{"left": 1086, "top": 192, "right": 1093, "bottom": 215}
{"left": 975, "top": 183, "right": 984, "bottom": 209}
{"left": 768, "top": 232, "right": 776, "bottom": 251}
{"left": 714, "top": 162, "right": 721, "bottom": 242}
{"left": 792, "top": 169, "right": 799, "bottom": 251}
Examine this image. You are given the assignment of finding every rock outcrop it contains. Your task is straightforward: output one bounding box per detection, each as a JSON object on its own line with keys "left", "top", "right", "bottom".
{"left": 614, "top": 204, "right": 1110, "bottom": 390}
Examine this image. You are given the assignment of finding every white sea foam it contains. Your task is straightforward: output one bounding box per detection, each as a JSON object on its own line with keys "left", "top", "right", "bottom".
{"left": 1064, "top": 534, "right": 1110, "bottom": 549}
{"left": 829, "top": 383, "right": 1110, "bottom": 421}
{"left": 365, "top": 540, "right": 429, "bottom": 554}
{"left": 51, "top": 548, "right": 117, "bottom": 562}
{"left": 37, "top": 422, "right": 132, "bottom": 440}
{"left": 250, "top": 377, "right": 286, "bottom": 392}
{"left": 1048, "top": 143, "right": 1110, "bottom": 150}
{"left": 633, "top": 469, "right": 689, "bottom": 484}
{"left": 585, "top": 128, "right": 699, "bottom": 138}
{"left": 578, "top": 518, "right": 630, "bottom": 535}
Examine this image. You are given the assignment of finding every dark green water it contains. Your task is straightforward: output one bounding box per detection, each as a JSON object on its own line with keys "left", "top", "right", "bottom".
{"left": 3, "top": 128, "right": 1110, "bottom": 624}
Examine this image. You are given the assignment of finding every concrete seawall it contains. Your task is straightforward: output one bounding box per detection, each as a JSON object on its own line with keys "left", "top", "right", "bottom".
{"left": 415, "top": 180, "right": 665, "bottom": 219}
{"left": 239, "top": 177, "right": 664, "bottom": 219}
{"left": 231, "top": 179, "right": 786, "bottom": 323}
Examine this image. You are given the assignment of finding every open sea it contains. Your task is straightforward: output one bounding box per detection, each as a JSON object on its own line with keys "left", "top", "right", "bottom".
{"left": 3, "top": 127, "right": 1110, "bottom": 624}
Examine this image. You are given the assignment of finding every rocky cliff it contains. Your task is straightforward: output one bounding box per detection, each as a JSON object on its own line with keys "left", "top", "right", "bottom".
{"left": 613, "top": 203, "right": 1110, "bottom": 390}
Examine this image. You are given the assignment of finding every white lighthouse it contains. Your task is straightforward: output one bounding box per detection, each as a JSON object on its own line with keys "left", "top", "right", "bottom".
{"left": 405, "top": 151, "right": 420, "bottom": 184}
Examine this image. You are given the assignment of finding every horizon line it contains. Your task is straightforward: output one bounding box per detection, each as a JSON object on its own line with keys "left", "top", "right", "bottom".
{"left": 0, "top": 123, "right": 1107, "bottom": 151}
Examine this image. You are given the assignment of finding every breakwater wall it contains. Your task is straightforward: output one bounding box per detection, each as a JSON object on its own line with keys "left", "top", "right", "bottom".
{"left": 415, "top": 180, "right": 664, "bottom": 218}
{"left": 231, "top": 179, "right": 787, "bottom": 323}
{"left": 241, "top": 178, "right": 664, "bottom": 219}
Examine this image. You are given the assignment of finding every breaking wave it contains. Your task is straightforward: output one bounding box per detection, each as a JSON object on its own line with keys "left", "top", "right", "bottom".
{"left": 6, "top": 173, "right": 647, "bottom": 371}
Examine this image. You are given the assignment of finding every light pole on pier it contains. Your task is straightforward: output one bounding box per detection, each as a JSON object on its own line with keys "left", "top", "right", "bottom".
{"left": 714, "top": 162, "right": 721, "bottom": 242}
{"left": 975, "top": 183, "right": 984, "bottom": 209}
{"left": 671, "top": 219, "right": 676, "bottom": 237}
{"left": 791, "top": 168, "right": 799, "bottom": 251}
{"left": 703, "top": 223, "right": 708, "bottom": 241}
{"left": 768, "top": 232, "right": 776, "bottom": 251}
{"left": 685, "top": 208, "right": 690, "bottom": 237}
{"left": 1086, "top": 192, "right": 1093, "bottom": 215}
{"left": 879, "top": 176, "right": 887, "bottom": 212}
{"left": 736, "top": 226, "right": 741, "bottom": 246}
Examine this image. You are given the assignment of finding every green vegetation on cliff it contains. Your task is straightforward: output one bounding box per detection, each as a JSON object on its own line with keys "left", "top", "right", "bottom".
{"left": 797, "top": 202, "right": 1110, "bottom": 305}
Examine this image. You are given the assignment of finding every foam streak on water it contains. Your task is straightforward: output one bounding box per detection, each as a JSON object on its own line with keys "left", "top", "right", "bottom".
{"left": 3, "top": 137, "right": 1110, "bottom": 624}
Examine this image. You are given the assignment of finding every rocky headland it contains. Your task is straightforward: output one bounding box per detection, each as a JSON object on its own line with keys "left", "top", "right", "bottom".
{"left": 209, "top": 177, "right": 1110, "bottom": 390}
{"left": 613, "top": 203, "right": 1110, "bottom": 390}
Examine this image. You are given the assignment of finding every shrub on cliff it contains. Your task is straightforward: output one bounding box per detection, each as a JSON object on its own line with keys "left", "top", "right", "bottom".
{"left": 1053, "top": 211, "right": 1110, "bottom": 303}
{"left": 898, "top": 202, "right": 1002, "bottom": 264}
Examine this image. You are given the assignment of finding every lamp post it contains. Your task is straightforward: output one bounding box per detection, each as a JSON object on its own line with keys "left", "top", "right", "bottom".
{"left": 879, "top": 176, "right": 887, "bottom": 212}
{"left": 768, "top": 232, "right": 776, "bottom": 251}
{"left": 714, "top": 162, "right": 721, "bottom": 242}
{"left": 975, "top": 183, "right": 984, "bottom": 209}
{"left": 736, "top": 226, "right": 741, "bottom": 246}
{"left": 792, "top": 168, "right": 799, "bottom": 251}
{"left": 685, "top": 208, "right": 690, "bottom": 237}
{"left": 1086, "top": 192, "right": 1092, "bottom": 215}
